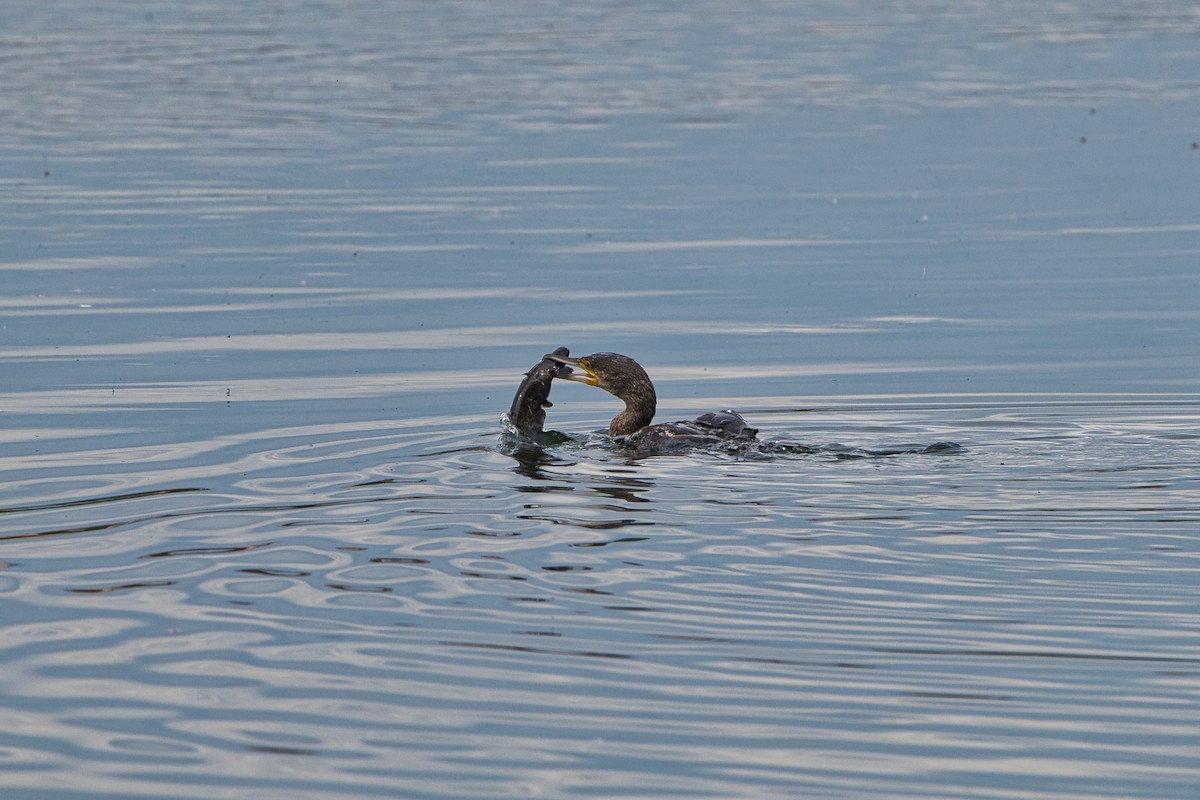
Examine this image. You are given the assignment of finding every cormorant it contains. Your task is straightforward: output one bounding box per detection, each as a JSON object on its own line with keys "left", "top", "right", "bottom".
{"left": 543, "top": 351, "right": 758, "bottom": 452}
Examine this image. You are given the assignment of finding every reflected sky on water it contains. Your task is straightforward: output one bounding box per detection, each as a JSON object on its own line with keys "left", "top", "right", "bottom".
{"left": 2, "top": 2, "right": 1200, "bottom": 798}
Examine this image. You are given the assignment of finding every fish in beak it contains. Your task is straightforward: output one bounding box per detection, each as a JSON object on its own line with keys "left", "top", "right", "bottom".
{"left": 543, "top": 352, "right": 599, "bottom": 387}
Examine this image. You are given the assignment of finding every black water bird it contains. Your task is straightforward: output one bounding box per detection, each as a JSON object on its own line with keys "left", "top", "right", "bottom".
{"left": 543, "top": 351, "right": 758, "bottom": 452}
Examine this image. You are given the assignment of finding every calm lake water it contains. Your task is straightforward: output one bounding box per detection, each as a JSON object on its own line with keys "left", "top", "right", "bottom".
{"left": 3, "top": 2, "right": 1199, "bottom": 798}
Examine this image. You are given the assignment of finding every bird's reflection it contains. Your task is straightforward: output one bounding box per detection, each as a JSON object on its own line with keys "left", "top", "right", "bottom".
{"left": 589, "top": 477, "right": 654, "bottom": 504}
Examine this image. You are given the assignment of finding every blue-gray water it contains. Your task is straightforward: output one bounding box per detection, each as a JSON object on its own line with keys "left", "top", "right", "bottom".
{"left": 3, "top": 2, "right": 1199, "bottom": 798}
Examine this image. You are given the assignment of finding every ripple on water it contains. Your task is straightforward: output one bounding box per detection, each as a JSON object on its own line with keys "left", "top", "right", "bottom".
{"left": 0, "top": 400, "right": 1198, "bottom": 798}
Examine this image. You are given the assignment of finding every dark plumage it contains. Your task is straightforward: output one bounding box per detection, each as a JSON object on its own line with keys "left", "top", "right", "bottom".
{"left": 544, "top": 351, "right": 758, "bottom": 451}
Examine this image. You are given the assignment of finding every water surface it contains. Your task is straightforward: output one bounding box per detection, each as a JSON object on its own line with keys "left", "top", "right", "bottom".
{"left": 2, "top": 2, "right": 1199, "bottom": 798}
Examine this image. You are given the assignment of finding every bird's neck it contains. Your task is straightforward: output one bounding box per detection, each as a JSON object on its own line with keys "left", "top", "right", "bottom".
{"left": 610, "top": 395, "right": 656, "bottom": 436}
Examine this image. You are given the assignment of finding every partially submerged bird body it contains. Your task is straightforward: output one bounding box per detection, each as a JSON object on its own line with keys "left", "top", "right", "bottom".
{"left": 544, "top": 351, "right": 758, "bottom": 452}
{"left": 617, "top": 409, "right": 759, "bottom": 453}
{"left": 503, "top": 348, "right": 962, "bottom": 459}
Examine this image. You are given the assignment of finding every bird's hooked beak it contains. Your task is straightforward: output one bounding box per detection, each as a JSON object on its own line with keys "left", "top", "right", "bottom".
{"left": 543, "top": 352, "right": 599, "bottom": 386}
